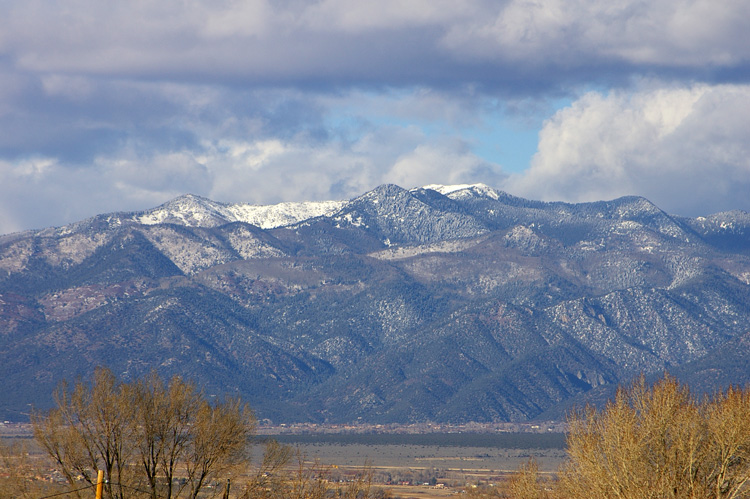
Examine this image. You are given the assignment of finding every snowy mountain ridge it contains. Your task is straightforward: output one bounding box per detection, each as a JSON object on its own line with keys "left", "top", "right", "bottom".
{"left": 135, "top": 193, "right": 348, "bottom": 229}
{"left": 6, "top": 184, "right": 505, "bottom": 239}
{"left": 420, "top": 183, "right": 501, "bottom": 200}
{"left": 122, "top": 184, "right": 491, "bottom": 230}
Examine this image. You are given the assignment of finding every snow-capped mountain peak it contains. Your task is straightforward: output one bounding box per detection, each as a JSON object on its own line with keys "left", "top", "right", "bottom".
{"left": 136, "top": 194, "right": 231, "bottom": 227}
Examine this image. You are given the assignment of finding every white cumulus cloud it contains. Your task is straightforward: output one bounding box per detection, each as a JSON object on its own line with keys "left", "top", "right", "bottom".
{"left": 507, "top": 83, "right": 750, "bottom": 215}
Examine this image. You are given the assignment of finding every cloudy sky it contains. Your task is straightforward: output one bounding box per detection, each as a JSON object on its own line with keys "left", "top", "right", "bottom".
{"left": 2, "top": 0, "right": 750, "bottom": 233}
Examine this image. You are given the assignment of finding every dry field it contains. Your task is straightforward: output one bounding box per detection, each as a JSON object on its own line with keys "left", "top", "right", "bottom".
{"left": 268, "top": 434, "right": 567, "bottom": 498}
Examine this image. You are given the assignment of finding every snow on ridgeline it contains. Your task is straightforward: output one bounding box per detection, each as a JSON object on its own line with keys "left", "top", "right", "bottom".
{"left": 419, "top": 183, "right": 500, "bottom": 200}
{"left": 39, "top": 184, "right": 506, "bottom": 237}
{"left": 225, "top": 200, "right": 347, "bottom": 229}
{"left": 137, "top": 186, "right": 499, "bottom": 230}
{"left": 136, "top": 194, "right": 347, "bottom": 229}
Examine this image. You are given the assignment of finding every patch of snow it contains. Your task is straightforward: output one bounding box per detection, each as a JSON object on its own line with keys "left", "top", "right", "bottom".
{"left": 617, "top": 221, "right": 643, "bottom": 231}
{"left": 576, "top": 240, "right": 604, "bottom": 252}
{"left": 227, "top": 200, "right": 346, "bottom": 229}
{"left": 138, "top": 213, "right": 163, "bottom": 225}
{"left": 336, "top": 212, "right": 365, "bottom": 228}
{"left": 369, "top": 237, "right": 486, "bottom": 260}
{"left": 419, "top": 183, "right": 500, "bottom": 200}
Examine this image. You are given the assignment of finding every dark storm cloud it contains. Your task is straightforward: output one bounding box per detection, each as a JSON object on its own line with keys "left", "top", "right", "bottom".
{"left": 5, "top": 0, "right": 750, "bottom": 91}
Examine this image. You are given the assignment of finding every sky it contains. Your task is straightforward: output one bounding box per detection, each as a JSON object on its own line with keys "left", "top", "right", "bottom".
{"left": 2, "top": 0, "right": 750, "bottom": 234}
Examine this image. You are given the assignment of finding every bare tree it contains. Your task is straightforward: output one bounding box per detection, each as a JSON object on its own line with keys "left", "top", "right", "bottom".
{"left": 33, "top": 367, "right": 255, "bottom": 499}
{"left": 702, "top": 386, "right": 750, "bottom": 499}
{"left": 241, "top": 439, "right": 295, "bottom": 499}
{"left": 335, "top": 461, "right": 375, "bottom": 499}
{"left": 508, "top": 458, "right": 550, "bottom": 499}
{"left": 32, "top": 367, "right": 136, "bottom": 499}
{"left": 560, "top": 374, "right": 750, "bottom": 499}
{"left": 184, "top": 395, "right": 255, "bottom": 499}
{"left": 240, "top": 446, "right": 328, "bottom": 499}
{"left": 132, "top": 371, "right": 204, "bottom": 499}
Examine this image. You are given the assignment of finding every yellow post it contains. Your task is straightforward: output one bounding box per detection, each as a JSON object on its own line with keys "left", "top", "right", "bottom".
{"left": 95, "top": 470, "right": 104, "bottom": 499}
{"left": 223, "top": 478, "right": 231, "bottom": 499}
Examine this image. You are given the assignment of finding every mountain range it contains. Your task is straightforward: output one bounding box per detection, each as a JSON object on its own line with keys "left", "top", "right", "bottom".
{"left": 1, "top": 183, "right": 750, "bottom": 423}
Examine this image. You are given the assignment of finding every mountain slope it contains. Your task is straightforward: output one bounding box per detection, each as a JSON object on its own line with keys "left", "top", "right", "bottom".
{"left": 1, "top": 184, "right": 749, "bottom": 422}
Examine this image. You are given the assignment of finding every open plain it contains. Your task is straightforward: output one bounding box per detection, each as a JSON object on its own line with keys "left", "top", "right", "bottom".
{"left": 264, "top": 433, "right": 567, "bottom": 497}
